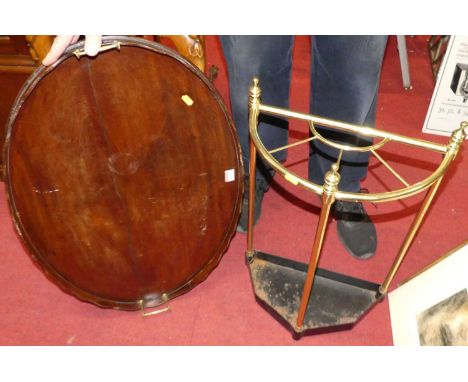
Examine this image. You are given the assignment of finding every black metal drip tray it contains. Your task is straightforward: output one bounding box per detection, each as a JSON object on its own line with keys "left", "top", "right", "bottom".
{"left": 248, "top": 251, "right": 381, "bottom": 334}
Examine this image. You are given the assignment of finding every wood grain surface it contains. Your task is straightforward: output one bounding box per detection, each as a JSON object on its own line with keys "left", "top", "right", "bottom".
{"left": 4, "top": 37, "right": 243, "bottom": 310}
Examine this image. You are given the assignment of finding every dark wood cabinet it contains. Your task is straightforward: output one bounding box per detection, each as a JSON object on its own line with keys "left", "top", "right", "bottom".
{"left": 1, "top": 36, "right": 54, "bottom": 179}
{"left": 0, "top": 35, "right": 53, "bottom": 73}
{"left": 0, "top": 35, "right": 36, "bottom": 73}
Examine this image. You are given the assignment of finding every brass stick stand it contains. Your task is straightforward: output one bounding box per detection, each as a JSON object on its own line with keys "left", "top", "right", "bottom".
{"left": 246, "top": 78, "right": 467, "bottom": 337}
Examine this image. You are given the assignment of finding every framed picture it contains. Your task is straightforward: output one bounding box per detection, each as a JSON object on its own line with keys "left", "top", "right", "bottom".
{"left": 388, "top": 240, "right": 468, "bottom": 345}
{"left": 423, "top": 35, "right": 468, "bottom": 138}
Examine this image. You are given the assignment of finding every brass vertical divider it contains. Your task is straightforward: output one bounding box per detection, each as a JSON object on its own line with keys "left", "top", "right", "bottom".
{"left": 245, "top": 78, "right": 467, "bottom": 335}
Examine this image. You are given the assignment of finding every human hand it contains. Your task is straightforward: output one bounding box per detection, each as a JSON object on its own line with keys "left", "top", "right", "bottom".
{"left": 42, "top": 35, "right": 102, "bottom": 66}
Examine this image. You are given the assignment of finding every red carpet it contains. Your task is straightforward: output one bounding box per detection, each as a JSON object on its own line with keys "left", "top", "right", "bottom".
{"left": 0, "top": 36, "right": 466, "bottom": 345}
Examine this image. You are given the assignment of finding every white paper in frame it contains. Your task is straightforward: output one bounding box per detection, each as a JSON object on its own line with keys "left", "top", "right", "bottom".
{"left": 388, "top": 240, "right": 468, "bottom": 346}
{"left": 422, "top": 36, "right": 468, "bottom": 138}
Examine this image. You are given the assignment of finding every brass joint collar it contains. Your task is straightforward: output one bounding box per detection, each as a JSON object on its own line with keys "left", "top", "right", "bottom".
{"left": 447, "top": 122, "right": 467, "bottom": 153}
{"left": 323, "top": 164, "right": 340, "bottom": 195}
{"left": 248, "top": 78, "right": 261, "bottom": 107}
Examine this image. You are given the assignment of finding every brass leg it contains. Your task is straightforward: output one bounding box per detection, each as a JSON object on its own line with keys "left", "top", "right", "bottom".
{"left": 246, "top": 138, "right": 257, "bottom": 260}
{"left": 246, "top": 78, "right": 261, "bottom": 262}
{"left": 296, "top": 164, "right": 340, "bottom": 330}
{"left": 379, "top": 177, "right": 444, "bottom": 295}
{"left": 296, "top": 193, "right": 335, "bottom": 329}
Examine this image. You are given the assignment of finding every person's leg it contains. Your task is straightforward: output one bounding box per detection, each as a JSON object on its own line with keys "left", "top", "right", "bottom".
{"left": 220, "top": 36, "right": 294, "bottom": 230}
{"left": 309, "top": 35, "right": 387, "bottom": 259}
{"left": 309, "top": 35, "right": 387, "bottom": 190}
{"left": 220, "top": 35, "right": 294, "bottom": 182}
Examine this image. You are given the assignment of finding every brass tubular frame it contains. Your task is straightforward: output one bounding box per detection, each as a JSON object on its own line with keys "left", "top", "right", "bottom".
{"left": 296, "top": 164, "right": 340, "bottom": 329}
{"left": 379, "top": 177, "right": 444, "bottom": 295}
{"left": 268, "top": 136, "right": 317, "bottom": 154}
{"left": 246, "top": 79, "right": 261, "bottom": 262}
{"left": 370, "top": 149, "right": 410, "bottom": 188}
{"left": 251, "top": 104, "right": 460, "bottom": 204}
{"left": 260, "top": 104, "right": 448, "bottom": 153}
{"left": 308, "top": 121, "right": 390, "bottom": 153}
{"left": 246, "top": 78, "right": 467, "bottom": 321}
{"left": 246, "top": 137, "right": 257, "bottom": 261}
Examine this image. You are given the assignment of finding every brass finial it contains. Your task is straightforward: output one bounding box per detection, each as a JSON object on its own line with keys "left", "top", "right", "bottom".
{"left": 249, "top": 78, "right": 261, "bottom": 108}
{"left": 460, "top": 120, "right": 468, "bottom": 133}
{"left": 323, "top": 163, "right": 341, "bottom": 195}
{"left": 448, "top": 121, "right": 467, "bottom": 153}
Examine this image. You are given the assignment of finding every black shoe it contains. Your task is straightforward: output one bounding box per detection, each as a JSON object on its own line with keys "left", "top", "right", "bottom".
{"left": 237, "top": 177, "right": 268, "bottom": 233}
{"left": 334, "top": 200, "right": 377, "bottom": 260}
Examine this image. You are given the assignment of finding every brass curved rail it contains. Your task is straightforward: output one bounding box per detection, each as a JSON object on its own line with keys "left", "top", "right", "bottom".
{"left": 308, "top": 121, "right": 390, "bottom": 153}
{"left": 249, "top": 99, "right": 466, "bottom": 204}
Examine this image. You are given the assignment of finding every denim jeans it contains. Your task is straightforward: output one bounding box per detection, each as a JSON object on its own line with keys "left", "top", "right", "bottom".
{"left": 220, "top": 35, "right": 388, "bottom": 192}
